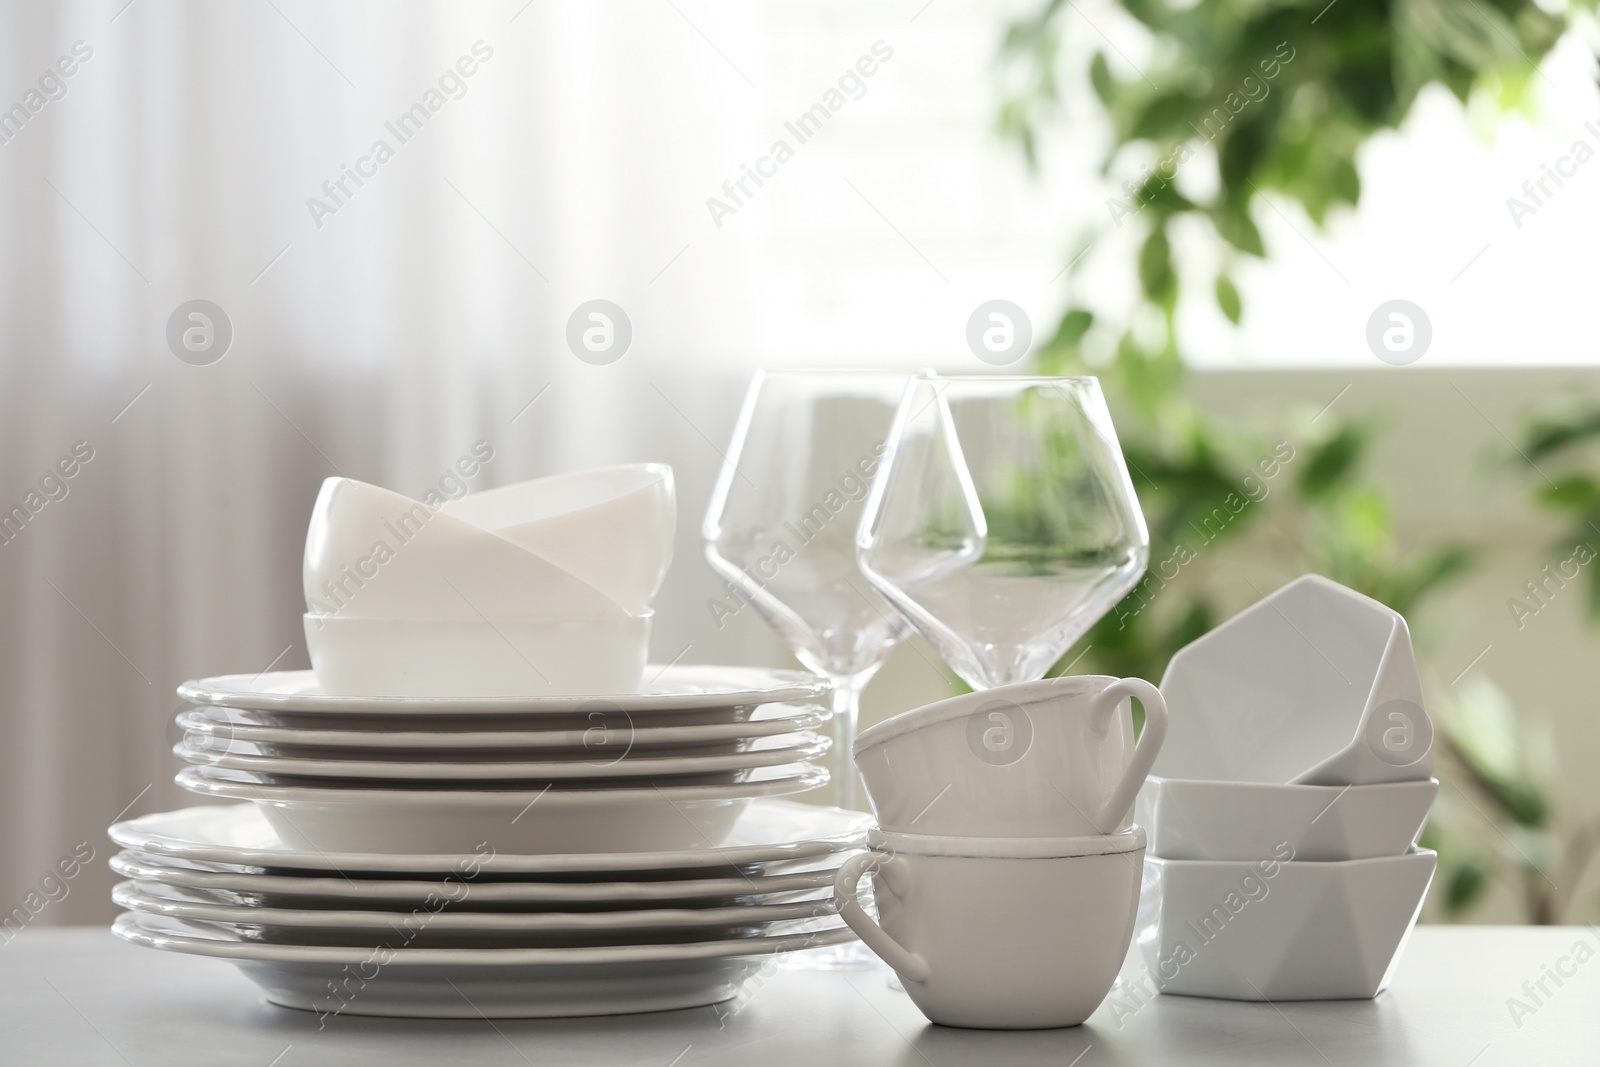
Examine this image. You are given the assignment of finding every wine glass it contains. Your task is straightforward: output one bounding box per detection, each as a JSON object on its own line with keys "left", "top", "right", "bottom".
{"left": 856, "top": 375, "right": 1148, "bottom": 690}
{"left": 703, "top": 370, "right": 917, "bottom": 811}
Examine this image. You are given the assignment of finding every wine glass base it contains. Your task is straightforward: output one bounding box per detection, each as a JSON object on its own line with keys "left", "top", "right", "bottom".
{"left": 779, "top": 939, "right": 887, "bottom": 972}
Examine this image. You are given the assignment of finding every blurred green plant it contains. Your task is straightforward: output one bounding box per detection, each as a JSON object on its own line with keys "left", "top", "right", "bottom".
{"left": 997, "top": 0, "right": 1594, "bottom": 920}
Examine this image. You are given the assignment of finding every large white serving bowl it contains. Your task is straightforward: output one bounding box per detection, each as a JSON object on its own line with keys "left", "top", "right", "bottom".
{"left": 113, "top": 912, "right": 855, "bottom": 1018}
{"left": 176, "top": 665, "right": 828, "bottom": 720}
{"left": 1135, "top": 848, "right": 1436, "bottom": 1001}
{"left": 176, "top": 764, "right": 830, "bottom": 855}
{"left": 1156, "top": 574, "right": 1434, "bottom": 786}
{"left": 303, "top": 613, "right": 650, "bottom": 698}
{"left": 303, "top": 477, "right": 626, "bottom": 622}
{"left": 110, "top": 850, "right": 848, "bottom": 908}
{"left": 174, "top": 703, "right": 830, "bottom": 758}
{"left": 109, "top": 800, "right": 871, "bottom": 875}
{"left": 441, "top": 464, "right": 675, "bottom": 616}
{"left": 173, "top": 732, "right": 830, "bottom": 781}
{"left": 1135, "top": 776, "right": 1439, "bottom": 862}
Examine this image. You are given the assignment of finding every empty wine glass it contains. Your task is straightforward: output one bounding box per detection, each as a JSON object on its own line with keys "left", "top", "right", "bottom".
{"left": 703, "top": 369, "right": 917, "bottom": 810}
{"left": 857, "top": 375, "right": 1148, "bottom": 690}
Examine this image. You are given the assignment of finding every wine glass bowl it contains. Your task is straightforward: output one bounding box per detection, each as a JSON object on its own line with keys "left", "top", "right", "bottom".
{"left": 857, "top": 376, "right": 1148, "bottom": 690}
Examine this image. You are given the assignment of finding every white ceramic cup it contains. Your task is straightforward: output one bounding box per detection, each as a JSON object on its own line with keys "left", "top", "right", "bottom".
{"left": 853, "top": 675, "right": 1168, "bottom": 837}
{"left": 834, "top": 827, "right": 1146, "bottom": 1029}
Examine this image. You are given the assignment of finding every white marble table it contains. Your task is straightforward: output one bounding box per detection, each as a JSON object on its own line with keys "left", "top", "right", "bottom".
{"left": 1, "top": 926, "right": 1595, "bottom": 1065}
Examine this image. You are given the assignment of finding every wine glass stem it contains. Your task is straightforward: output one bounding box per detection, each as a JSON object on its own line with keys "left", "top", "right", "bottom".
{"left": 828, "top": 676, "right": 863, "bottom": 811}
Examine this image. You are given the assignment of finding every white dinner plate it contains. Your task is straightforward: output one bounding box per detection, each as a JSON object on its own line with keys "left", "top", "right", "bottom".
{"left": 113, "top": 880, "right": 836, "bottom": 938}
{"left": 113, "top": 912, "right": 855, "bottom": 1018}
{"left": 111, "top": 849, "right": 846, "bottom": 907}
{"left": 176, "top": 703, "right": 830, "bottom": 754}
{"left": 177, "top": 665, "right": 828, "bottom": 716}
{"left": 173, "top": 733, "right": 831, "bottom": 780}
{"left": 176, "top": 763, "right": 830, "bottom": 854}
{"left": 111, "top": 800, "right": 871, "bottom": 873}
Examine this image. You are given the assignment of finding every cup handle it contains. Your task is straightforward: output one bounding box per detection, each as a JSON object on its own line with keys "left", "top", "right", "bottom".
{"left": 1090, "top": 677, "right": 1168, "bottom": 835}
{"left": 833, "top": 852, "right": 930, "bottom": 983}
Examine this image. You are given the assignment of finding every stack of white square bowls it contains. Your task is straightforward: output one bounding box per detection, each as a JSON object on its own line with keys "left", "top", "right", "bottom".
{"left": 1134, "top": 575, "right": 1440, "bottom": 1001}
{"left": 836, "top": 674, "right": 1171, "bottom": 1029}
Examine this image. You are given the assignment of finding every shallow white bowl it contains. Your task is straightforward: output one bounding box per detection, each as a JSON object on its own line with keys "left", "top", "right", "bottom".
{"left": 175, "top": 764, "right": 830, "bottom": 855}
{"left": 1136, "top": 776, "right": 1438, "bottom": 862}
{"left": 304, "top": 477, "right": 626, "bottom": 622}
{"left": 303, "top": 613, "right": 651, "bottom": 698}
{"left": 1156, "top": 574, "right": 1434, "bottom": 786}
{"left": 441, "top": 464, "right": 674, "bottom": 616}
{"left": 1135, "top": 848, "right": 1436, "bottom": 1000}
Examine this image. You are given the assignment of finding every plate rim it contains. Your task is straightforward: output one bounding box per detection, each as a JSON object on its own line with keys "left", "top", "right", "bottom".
{"left": 177, "top": 665, "right": 829, "bottom": 714}
{"left": 109, "top": 800, "right": 873, "bottom": 873}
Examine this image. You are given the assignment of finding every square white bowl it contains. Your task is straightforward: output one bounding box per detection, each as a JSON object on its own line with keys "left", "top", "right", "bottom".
{"left": 1135, "top": 848, "right": 1436, "bottom": 1000}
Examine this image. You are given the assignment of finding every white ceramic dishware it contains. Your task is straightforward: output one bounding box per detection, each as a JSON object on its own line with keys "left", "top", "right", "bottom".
{"left": 441, "top": 464, "right": 675, "bottom": 616}
{"left": 835, "top": 827, "right": 1146, "bottom": 1028}
{"left": 303, "top": 477, "right": 626, "bottom": 622}
{"left": 853, "top": 674, "right": 1167, "bottom": 837}
{"left": 303, "top": 613, "right": 651, "bottom": 698}
{"left": 1135, "top": 847, "right": 1436, "bottom": 1000}
{"left": 174, "top": 704, "right": 829, "bottom": 756}
{"left": 1136, "top": 776, "right": 1439, "bottom": 862}
{"left": 174, "top": 733, "right": 830, "bottom": 780}
{"left": 1156, "top": 574, "right": 1434, "bottom": 786}
{"left": 113, "top": 881, "right": 835, "bottom": 946}
{"left": 110, "top": 801, "right": 871, "bottom": 874}
{"left": 176, "top": 665, "right": 828, "bottom": 719}
{"left": 114, "top": 912, "right": 855, "bottom": 1018}
{"left": 110, "top": 851, "right": 846, "bottom": 908}
{"left": 176, "top": 764, "right": 829, "bottom": 854}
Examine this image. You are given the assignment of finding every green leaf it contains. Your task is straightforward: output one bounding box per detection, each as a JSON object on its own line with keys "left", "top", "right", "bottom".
{"left": 1130, "top": 93, "right": 1196, "bottom": 142}
{"left": 1537, "top": 475, "right": 1600, "bottom": 513}
{"left": 1445, "top": 860, "right": 1489, "bottom": 915}
{"left": 1212, "top": 202, "right": 1265, "bottom": 257}
{"left": 1297, "top": 424, "right": 1371, "bottom": 499}
{"left": 1089, "top": 52, "right": 1115, "bottom": 108}
{"left": 1215, "top": 274, "right": 1241, "bottom": 323}
{"left": 1523, "top": 410, "right": 1600, "bottom": 462}
{"left": 1138, "top": 228, "right": 1175, "bottom": 307}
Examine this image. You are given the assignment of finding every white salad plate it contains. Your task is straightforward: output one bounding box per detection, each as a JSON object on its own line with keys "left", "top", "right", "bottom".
{"left": 176, "top": 665, "right": 828, "bottom": 717}
{"left": 112, "top": 881, "right": 835, "bottom": 938}
{"left": 176, "top": 765, "right": 830, "bottom": 854}
{"left": 110, "top": 850, "right": 845, "bottom": 906}
{"left": 110, "top": 801, "right": 872, "bottom": 874}
{"left": 173, "top": 734, "right": 830, "bottom": 781}
{"left": 114, "top": 912, "right": 855, "bottom": 1018}
{"left": 175, "top": 704, "right": 829, "bottom": 753}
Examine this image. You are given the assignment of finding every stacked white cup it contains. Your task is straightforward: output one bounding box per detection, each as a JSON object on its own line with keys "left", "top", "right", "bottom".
{"left": 836, "top": 674, "right": 1168, "bottom": 1029}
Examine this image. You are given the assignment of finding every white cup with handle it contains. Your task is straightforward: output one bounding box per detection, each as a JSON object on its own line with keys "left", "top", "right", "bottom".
{"left": 834, "top": 827, "right": 1146, "bottom": 1029}
{"left": 853, "top": 675, "right": 1167, "bottom": 837}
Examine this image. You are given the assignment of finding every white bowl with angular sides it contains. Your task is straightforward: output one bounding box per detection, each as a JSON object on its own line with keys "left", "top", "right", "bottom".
{"left": 835, "top": 827, "right": 1145, "bottom": 1029}
{"left": 1135, "top": 848, "right": 1436, "bottom": 1000}
{"left": 304, "top": 477, "right": 627, "bottom": 623}
{"left": 1136, "top": 776, "right": 1439, "bottom": 862}
{"left": 1156, "top": 574, "right": 1434, "bottom": 786}
{"left": 853, "top": 674, "right": 1167, "bottom": 837}
{"left": 441, "top": 464, "right": 674, "bottom": 616}
{"left": 303, "top": 613, "right": 651, "bottom": 698}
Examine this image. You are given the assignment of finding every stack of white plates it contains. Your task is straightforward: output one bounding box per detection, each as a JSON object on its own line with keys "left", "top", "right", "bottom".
{"left": 112, "top": 665, "right": 867, "bottom": 1017}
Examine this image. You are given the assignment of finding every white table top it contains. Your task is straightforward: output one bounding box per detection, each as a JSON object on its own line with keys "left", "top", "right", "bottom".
{"left": 1, "top": 926, "right": 1594, "bottom": 1065}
